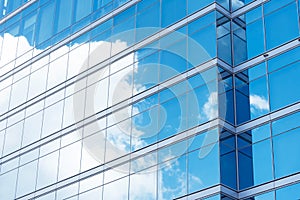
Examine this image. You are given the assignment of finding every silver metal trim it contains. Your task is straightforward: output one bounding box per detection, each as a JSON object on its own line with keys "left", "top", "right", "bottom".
{"left": 234, "top": 38, "right": 300, "bottom": 73}
{"left": 0, "top": 59, "right": 221, "bottom": 164}
{"left": 236, "top": 102, "right": 300, "bottom": 133}
{"left": 231, "top": 0, "right": 270, "bottom": 18}
{"left": 239, "top": 172, "right": 300, "bottom": 199}
{"left": 0, "top": 0, "right": 140, "bottom": 82}
{"left": 0, "top": 0, "right": 38, "bottom": 24}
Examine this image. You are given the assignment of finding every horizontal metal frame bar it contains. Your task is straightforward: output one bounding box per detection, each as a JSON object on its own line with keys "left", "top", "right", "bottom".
{"left": 234, "top": 38, "right": 300, "bottom": 73}
{"left": 0, "top": 58, "right": 221, "bottom": 164}
{"left": 0, "top": 0, "right": 140, "bottom": 82}
{"left": 16, "top": 118, "right": 232, "bottom": 200}
{"left": 236, "top": 101, "right": 300, "bottom": 133}
{"left": 0, "top": 0, "right": 38, "bottom": 24}
{"left": 239, "top": 172, "right": 300, "bottom": 199}
{"left": 0, "top": 2, "right": 220, "bottom": 123}
{"left": 231, "top": 0, "right": 270, "bottom": 18}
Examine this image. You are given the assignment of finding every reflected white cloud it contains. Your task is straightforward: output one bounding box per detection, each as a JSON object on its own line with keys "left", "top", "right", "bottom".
{"left": 250, "top": 94, "right": 269, "bottom": 111}
{"left": 0, "top": 31, "right": 218, "bottom": 199}
{"left": 203, "top": 92, "right": 218, "bottom": 120}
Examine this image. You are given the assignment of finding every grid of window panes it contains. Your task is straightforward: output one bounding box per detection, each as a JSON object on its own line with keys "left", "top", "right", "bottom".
{"left": 0, "top": 0, "right": 300, "bottom": 199}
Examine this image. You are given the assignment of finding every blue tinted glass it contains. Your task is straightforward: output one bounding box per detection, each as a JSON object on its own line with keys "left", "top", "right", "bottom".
{"left": 161, "top": 0, "right": 186, "bottom": 28}
{"left": 252, "top": 123, "right": 270, "bottom": 143}
{"left": 188, "top": 129, "right": 219, "bottom": 152}
{"left": 188, "top": 143, "right": 220, "bottom": 193}
{"left": 158, "top": 97, "right": 182, "bottom": 140}
{"left": 269, "top": 62, "right": 300, "bottom": 111}
{"left": 264, "top": 0, "right": 294, "bottom": 15}
{"left": 55, "top": 0, "right": 73, "bottom": 33}
{"left": 235, "top": 87, "right": 250, "bottom": 124}
{"left": 245, "top": 6, "right": 262, "bottom": 24}
{"left": 233, "top": 33, "right": 247, "bottom": 65}
{"left": 248, "top": 62, "right": 266, "bottom": 81}
{"left": 189, "top": 24, "right": 217, "bottom": 65}
{"left": 272, "top": 111, "right": 300, "bottom": 136}
{"left": 221, "top": 151, "right": 237, "bottom": 189}
{"left": 249, "top": 76, "right": 269, "bottom": 119}
{"left": 36, "top": 1, "right": 55, "bottom": 45}
{"left": 246, "top": 19, "right": 265, "bottom": 58}
{"left": 252, "top": 139, "right": 273, "bottom": 185}
{"left": 188, "top": 0, "right": 214, "bottom": 15}
{"left": 254, "top": 191, "right": 275, "bottom": 200}
{"left": 273, "top": 128, "right": 300, "bottom": 178}
{"left": 75, "top": 0, "right": 92, "bottom": 21}
{"left": 238, "top": 150, "right": 254, "bottom": 189}
{"left": 158, "top": 155, "right": 187, "bottom": 199}
{"left": 21, "top": 11, "right": 37, "bottom": 46}
{"left": 268, "top": 46, "right": 300, "bottom": 73}
{"left": 265, "top": 3, "right": 299, "bottom": 50}
{"left": 136, "top": 3, "right": 160, "bottom": 41}
{"left": 188, "top": 12, "right": 215, "bottom": 34}
{"left": 276, "top": 182, "right": 300, "bottom": 200}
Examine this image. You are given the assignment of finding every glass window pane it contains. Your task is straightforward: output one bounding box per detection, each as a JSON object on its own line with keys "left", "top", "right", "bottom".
{"left": 265, "top": 3, "right": 299, "bottom": 50}
{"left": 36, "top": 1, "right": 55, "bottom": 45}
{"left": 16, "top": 161, "right": 38, "bottom": 197}
{"left": 269, "top": 62, "right": 300, "bottom": 111}
{"left": 55, "top": 0, "right": 73, "bottom": 33}
{"left": 58, "top": 141, "right": 82, "bottom": 180}
{"left": 161, "top": 0, "right": 186, "bottom": 27}
{"left": 252, "top": 139, "right": 273, "bottom": 185}
{"left": 0, "top": 169, "right": 18, "bottom": 199}
{"left": 276, "top": 182, "right": 300, "bottom": 200}
{"left": 36, "top": 151, "right": 59, "bottom": 189}
{"left": 246, "top": 19, "right": 264, "bottom": 58}
{"left": 273, "top": 128, "right": 300, "bottom": 178}
{"left": 188, "top": 143, "right": 220, "bottom": 193}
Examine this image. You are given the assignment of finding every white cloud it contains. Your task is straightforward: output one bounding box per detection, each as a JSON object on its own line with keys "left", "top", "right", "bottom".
{"left": 250, "top": 94, "right": 269, "bottom": 111}
{"left": 203, "top": 92, "right": 218, "bottom": 120}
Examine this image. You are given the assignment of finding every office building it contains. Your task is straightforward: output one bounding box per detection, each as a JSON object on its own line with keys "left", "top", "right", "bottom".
{"left": 0, "top": 0, "right": 300, "bottom": 199}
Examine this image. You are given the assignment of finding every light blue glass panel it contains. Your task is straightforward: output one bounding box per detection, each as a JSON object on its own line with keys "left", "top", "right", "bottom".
{"left": 265, "top": 3, "right": 299, "bottom": 50}
{"left": 158, "top": 155, "right": 187, "bottom": 199}
{"left": 188, "top": 12, "right": 215, "bottom": 35}
{"left": 55, "top": 0, "right": 73, "bottom": 33}
{"left": 269, "top": 62, "right": 300, "bottom": 111}
{"left": 273, "top": 128, "right": 300, "bottom": 178}
{"left": 6, "top": 0, "right": 22, "bottom": 14}
{"left": 272, "top": 111, "right": 300, "bottom": 136}
{"left": 264, "top": 0, "right": 294, "bottom": 15}
{"left": 161, "top": 0, "right": 186, "bottom": 28}
{"left": 276, "top": 182, "right": 300, "bottom": 200}
{"left": 136, "top": 2, "right": 160, "bottom": 42}
{"left": 245, "top": 6, "right": 262, "bottom": 24}
{"left": 188, "top": 143, "right": 220, "bottom": 193}
{"left": 249, "top": 76, "right": 269, "bottom": 119}
{"left": 75, "top": 0, "right": 92, "bottom": 22}
{"left": 268, "top": 46, "right": 300, "bottom": 73}
{"left": 252, "top": 123, "right": 270, "bottom": 143}
{"left": 36, "top": 1, "right": 55, "bottom": 45}
{"left": 188, "top": 24, "right": 217, "bottom": 66}
{"left": 248, "top": 62, "right": 266, "bottom": 81}
{"left": 21, "top": 11, "right": 37, "bottom": 46}
{"left": 246, "top": 19, "right": 265, "bottom": 58}
{"left": 254, "top": 191, "right": 275, "bottom": 200}
{"left": 252, "top": 139, "right": 273, "bottom": 185}
{"left": 188, "top": 0, "right": 214, "bottom": 15}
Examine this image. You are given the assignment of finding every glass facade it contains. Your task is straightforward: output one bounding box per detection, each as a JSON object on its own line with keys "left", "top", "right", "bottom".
{"left": 0, "top": 0, "right": 300, "bottom": 199}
